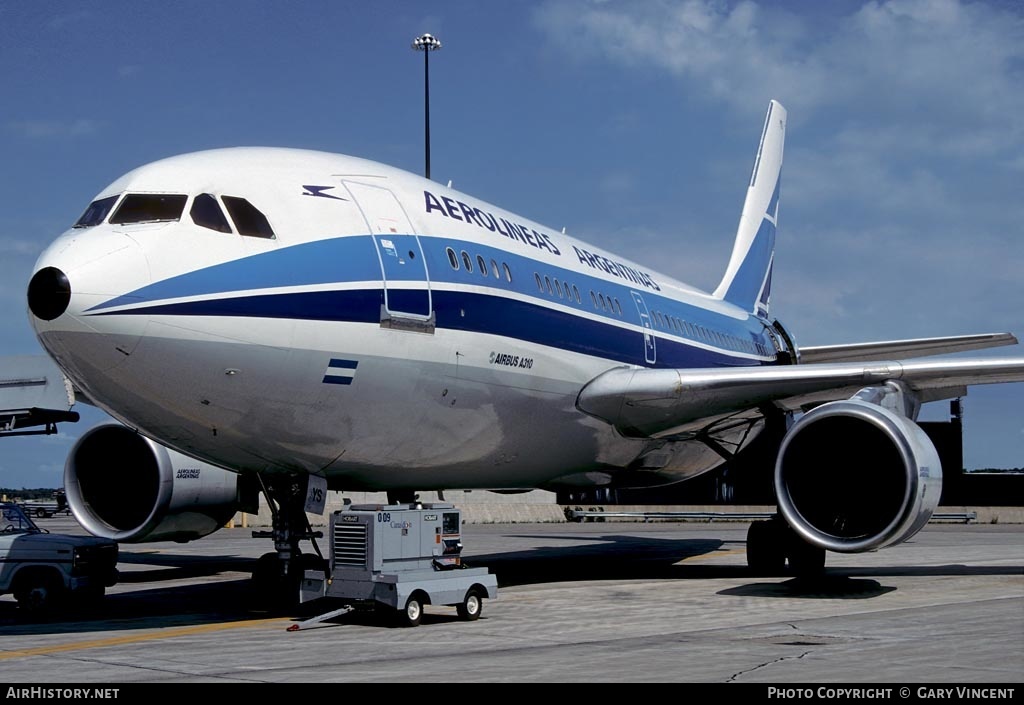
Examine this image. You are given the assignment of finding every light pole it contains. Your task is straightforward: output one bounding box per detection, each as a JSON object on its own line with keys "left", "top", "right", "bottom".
{"left": 412, "top": 33, "right": 441, "bottom": 180}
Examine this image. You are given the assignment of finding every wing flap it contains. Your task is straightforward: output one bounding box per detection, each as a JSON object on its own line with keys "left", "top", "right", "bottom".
{"left": 577, "top": 357, "right": 1024, "bottom": 438}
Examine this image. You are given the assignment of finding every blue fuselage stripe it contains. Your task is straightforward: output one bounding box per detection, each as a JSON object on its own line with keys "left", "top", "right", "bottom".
{"left": 86, "top": 234, "right": 776, "bottom": 369}
{"left": 94, "top": 288, "right": 756, "bottom": 369}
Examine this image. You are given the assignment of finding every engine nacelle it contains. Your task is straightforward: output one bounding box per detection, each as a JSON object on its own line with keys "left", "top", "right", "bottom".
{"left": 775, "top": 399, "right": 942, "bottom": 553}
{"left": 64, "top": 424, "right": 244, "bottom": 543}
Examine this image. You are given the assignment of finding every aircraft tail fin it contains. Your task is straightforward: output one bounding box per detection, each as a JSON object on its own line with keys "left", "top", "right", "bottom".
{"left": 713, "top": 100, "right": 786, "bottom": 317}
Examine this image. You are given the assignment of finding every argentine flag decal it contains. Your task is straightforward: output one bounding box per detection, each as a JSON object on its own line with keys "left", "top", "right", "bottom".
{"left": 323, "top": 358, "right": 358, "bottom": 385}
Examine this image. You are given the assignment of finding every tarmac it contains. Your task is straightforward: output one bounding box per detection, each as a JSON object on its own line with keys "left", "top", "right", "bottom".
{"left": 0, "top": 515, "right": 1021, "bottom": 684}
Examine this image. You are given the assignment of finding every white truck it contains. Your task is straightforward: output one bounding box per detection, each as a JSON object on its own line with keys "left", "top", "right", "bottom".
{"left": 0, "top": 502, "right": 118, "bottom": 617}
{"left": 16, "top": 489, "right": 72, "bottom": 519}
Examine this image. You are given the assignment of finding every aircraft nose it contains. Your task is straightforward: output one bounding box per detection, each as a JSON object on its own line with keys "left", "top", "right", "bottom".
{"left": 27, "top": 266, "right": 72, "bottom": 321}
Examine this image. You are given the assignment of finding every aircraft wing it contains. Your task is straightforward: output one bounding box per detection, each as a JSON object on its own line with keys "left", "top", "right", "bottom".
{"left": 0, "top": 355, "right": 80, "bottom": 436}
{"left": 576, "top": 355, "right": 1024, "bottom": 438}
{"left": 798, "top": 332, "right": 1017, "bottom": 363}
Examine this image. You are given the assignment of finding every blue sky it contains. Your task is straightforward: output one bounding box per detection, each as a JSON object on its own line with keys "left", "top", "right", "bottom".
{"left": 1, "top": 0, "right": 1022, "bottom": 488}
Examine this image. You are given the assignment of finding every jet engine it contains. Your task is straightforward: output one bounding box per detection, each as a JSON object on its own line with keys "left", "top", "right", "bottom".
{"left": 774, "top": 398, "right": 942, "bottom": 553}
{"left": 64, "top": 424, "right": 248, "bottom": 543}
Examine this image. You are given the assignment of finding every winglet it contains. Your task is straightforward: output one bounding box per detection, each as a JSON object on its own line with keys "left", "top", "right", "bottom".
{"left": 713, "top": 100, "right": 786, "bottom": 317}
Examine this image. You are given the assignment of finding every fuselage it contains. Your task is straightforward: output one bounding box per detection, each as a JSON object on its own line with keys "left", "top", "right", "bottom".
{"left": 29, "top": 147, "right": 786, "bottom": 491}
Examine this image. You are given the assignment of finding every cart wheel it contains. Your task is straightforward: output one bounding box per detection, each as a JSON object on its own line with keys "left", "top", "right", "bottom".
{"left": 397, "top": 594, "right": 424, "bottom": 627}
{"left": 457, "top": 588, "right": 483, "bottom": 621}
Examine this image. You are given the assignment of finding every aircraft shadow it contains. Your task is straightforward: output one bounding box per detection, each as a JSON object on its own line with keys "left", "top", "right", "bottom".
{"left": 114, "top": 551, "right": 255, "bottom": 583}
{"left": 718, "top": 576, "right": 897, "bottom": 599}
{"left": 469, "top": 534, "right": 737, "bottom": 586}
{"left": 2, "top": 535, "right": 1019, "bottom": 635}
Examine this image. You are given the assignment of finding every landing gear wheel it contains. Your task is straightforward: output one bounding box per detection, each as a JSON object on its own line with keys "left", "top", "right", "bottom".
{"left": 396, "top": 594, "right": 424, "bottom": 627}
{"left": 457, "top": 588, "right": 483, "bottom": 621}
{"left": 746, "top": 520, "right": 786, "bottom": 576}
{"left": 786, "top": 533, "right": 827, "bottom": 577}
{"left": 250, "top": 552, "right": 320, "bottom": 611}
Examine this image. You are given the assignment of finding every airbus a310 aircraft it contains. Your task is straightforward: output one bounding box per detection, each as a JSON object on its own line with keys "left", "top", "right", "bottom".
{"left": 25, "top": 100, "right": 1024, "bottom": 599}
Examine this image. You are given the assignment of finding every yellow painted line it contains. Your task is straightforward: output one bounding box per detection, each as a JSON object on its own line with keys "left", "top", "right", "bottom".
{"left": 675, "top": 548, "right": 746, "bottom": 564}
{"left": 0, "top": 618, "right": 286, "bottom": 661}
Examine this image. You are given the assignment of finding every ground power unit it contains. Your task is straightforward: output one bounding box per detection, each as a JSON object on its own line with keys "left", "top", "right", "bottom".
{"left": 295, "top": 503, "right": 497, "bottom": 628}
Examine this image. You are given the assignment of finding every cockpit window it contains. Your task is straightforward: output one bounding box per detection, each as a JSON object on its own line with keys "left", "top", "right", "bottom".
{"left": 222, "top": 196, "right": 275, "bottom": 238}
{"left": 74, "top": 195, "right": 119, "bottom": 228}
{"left": 190, "top": 193, "right": 233, "bottom": 233}
{"left": 109, "top": 194, "right": 188, "bottom": 225}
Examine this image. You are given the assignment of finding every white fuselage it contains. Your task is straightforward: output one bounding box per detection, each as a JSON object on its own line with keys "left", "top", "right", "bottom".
{"left": 30, "top": 148, "right": 782, "bottom": 491}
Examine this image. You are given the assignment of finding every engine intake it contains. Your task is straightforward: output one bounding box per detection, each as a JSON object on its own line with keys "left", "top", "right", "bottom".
{"left": 65, "top": 424, "right": 244, "bottom": 543}
{"left": 775, "top": 399, "right": 942, "bottom": 553}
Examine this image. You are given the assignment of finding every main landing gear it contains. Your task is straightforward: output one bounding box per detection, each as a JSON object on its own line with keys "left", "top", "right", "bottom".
{"left": 746, "top": 516, "right": 826, "bottom": 577}
{"left": 250, "top": 475, "right": 326, "bottom": 610}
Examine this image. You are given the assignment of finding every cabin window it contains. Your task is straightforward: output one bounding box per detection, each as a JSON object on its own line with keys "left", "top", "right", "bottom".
{"left": 553, "top": 279, "right": 563, "bottom": 298}
{"left": 598, "top": 293, "right": 608, "bottom": 311}
{"left": 74, "top": 195, "right": 119, "bottom": 228}
{"left": 446, "top": 247, "right": 459, "bottom": 269}
{"left": 222, "top": 196, "right": 274, "bottom": 238}
{"left": 490, "top": 259, "right": 500, "bottom": 278}
{"left": 477, "top": 254, "right": 488, "bottom": 276}
{"left": 544, "top": 276, "right": 553, "bottom": 295}
{"left": 535, "top": 273, "right": 543, "bottom": 292}
{"left": 190, "top": 194, "right": 232, "bottom": 233}
{"left": 503, "top": 263, "right": 513, "bottom": 282}
{"left": 590, "top": 291, "right": 598, "bottom": 308}
{"left": 572, "top": 285, "right": 581, "bottom": 304}
{"left": 614, "top": 298, "right": 622, "bottom": 316}
{"left": 110, "top": 194, "right": 188, "bottom": 225}
{"left": 461, "top": 251, "right": 473, "bottom": 272}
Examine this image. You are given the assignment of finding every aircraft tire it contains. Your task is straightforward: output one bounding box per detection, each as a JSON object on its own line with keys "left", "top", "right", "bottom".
{"left": 746, "top": 520, "right": 786, "bottom": 575}
{"left": 786, "top": 533, "right": 827, "bottom": 577}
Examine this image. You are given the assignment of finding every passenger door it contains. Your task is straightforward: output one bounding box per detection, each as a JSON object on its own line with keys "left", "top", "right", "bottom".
{"left": 344, "top": 182, "right": 432, "bottom": 320}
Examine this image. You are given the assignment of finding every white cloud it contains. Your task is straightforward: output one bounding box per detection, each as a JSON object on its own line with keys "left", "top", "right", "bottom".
{"left": 117, "top": 65, "right": 143, "bottom": 79}
{"left": 534, "top": 0, "right": 1024, "bottom": 142}
{"left": 6, "top": 119, "right": 99, "bottom": 138}
{"left": 532, "top": 1, "right": 1024, "bottom": 347}
{"left": 598, "top": 171, "right": 636, "bottom": 195}
{"left": 0, "top": 236, "right": 44, "bottom": 257}
{"left": 46, "top": 10, "right": 92, "bottom": 32}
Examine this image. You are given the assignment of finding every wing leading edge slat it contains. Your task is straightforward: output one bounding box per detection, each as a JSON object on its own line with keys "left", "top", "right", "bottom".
{"left": 798, "top": 332, "right": 1017, "bottom": 364}
{"left": 576, "top": 356, "right": 1024, "bottom": 439}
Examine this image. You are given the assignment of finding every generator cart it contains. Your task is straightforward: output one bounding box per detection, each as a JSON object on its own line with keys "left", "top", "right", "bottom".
{"left": 292, "top": 503, "right": 497, "bottom": 628}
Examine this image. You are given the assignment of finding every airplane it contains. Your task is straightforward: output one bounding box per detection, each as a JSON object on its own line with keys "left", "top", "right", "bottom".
{"left": 25, "top": 99, "right": 1024, "bottom": 601}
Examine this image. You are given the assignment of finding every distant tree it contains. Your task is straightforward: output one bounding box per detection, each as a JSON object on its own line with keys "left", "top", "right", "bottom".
{"left": 0, "top": 487, "right": 59, "bottom": 501}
